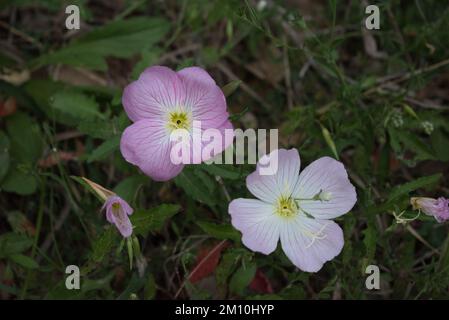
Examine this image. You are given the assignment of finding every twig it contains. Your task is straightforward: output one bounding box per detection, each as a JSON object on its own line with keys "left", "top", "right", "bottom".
{"left": 406, "top": 225, "right": 440, "bottom": 256}
{"left": 174, "top": 240, "right": 227, "bottom": 299}
{"left": 217, "top": 62, "right": 273, "bottom": 111}
{"left": 282, "top": 35, "right": 293, "bottom": 110}
{"left": 0, "top": 20, "right": 43, "bottom": 51}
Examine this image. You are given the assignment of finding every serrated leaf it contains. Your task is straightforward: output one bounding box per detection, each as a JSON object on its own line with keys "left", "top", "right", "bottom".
{"left": 50, "top": 91, "right": 103, "bottom": 122}
{"left": 32, "top": 17, "right": 170, "bottom": 71}
{"left": 388, "top": 174, "right": 442, "bottom": 202}
{"left": 130, "top": 204, "right": 181, "bottom": 236}
{"left": 197, "top": 221, "right": 240, "bottom": 242}
{"left": 90, "top": 227, "right": 118, "bottom": 263}
{"left": 78, "top": 117, "right": 125, "bottom": 140}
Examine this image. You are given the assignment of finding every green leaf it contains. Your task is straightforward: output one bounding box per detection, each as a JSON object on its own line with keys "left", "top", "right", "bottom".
{"left": 174, "top": 167, "right": 217, "bottom": 207}
{"left": 82, "top": 226, "right": 119, "bottom": 274}
{"left": 131, "top": 47, "right": 163, "bottom": 79}
{"left": 32, "top": 17, "right": 170, "bottom": 71}
{"left": 1, "top": 166, "right": 38, "bottom": 195}
{"left": 197, "top": 221, "right": 240, "bottom": 242}
{"left": 216, "top": 248, "right": 242, "bottom": 290}
{"left": 144, "top": 274, "right": 157, "bottom": 300}
{"left": 388, "top": 173, "right": 442, "bottom": 202}
{"left": 362, "top": 219, "right": 377, "bottom": 265}
{"left": 50, "top": 91, "right": 103, "bottom": 123}
{"left": 78, "top": 115, "right": 128, "bottom": 140}
{"left": 130, "top": 204, "right": 181, "bottom": 236}
{"left": 221, "top": 80, "right": 241, "bottom": 97}
{"left": 0, "top": 131, "right": 10, "bottom": 182}
{"left": 113, "top": 175, "right": 148, "bottom": 203}
{"left": 198, "top": 163, "right": 241, "bottom": 180}
{"left": 229, "top": 260, "right": 257, "bottom": 296}
{"left": 9, "top": 254, "right": 39, "bottom": 269}
{"left": 87, "top": 135, "right": 120, "bottom": 163}
{"left": 395, "top": 130, "right": 436, "bottom": 161}
{"left": 0, "top": 233, "right": 33, "bottom": 258}
{"left": 5, "top": 112, "right": 43, "bottom": 163}
{"left": 321, "top": 126, "right": 339, "bottom": 160}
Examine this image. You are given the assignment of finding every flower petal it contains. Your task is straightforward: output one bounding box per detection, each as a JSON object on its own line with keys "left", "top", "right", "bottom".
{"left": 280, "top": 216, "right": 344, "bottom": 272}
{"left": 114, "top": 210, "right": 133, "bottom": 238}
{"left": 120, "top": 119, "right": 184, "bottom": 181}
{"left": 246, "top": 149, "right": 301, "bottom": 203}
{"left": 191, "top": 118, "right": 234, "bottom": 164}
{"left": 229, "top": 198, "right": 280, "bottom": 255}
{"left": 177, "top": 66, "right": 229, "bottom": 129}
{"left": 122, "top": 66, "right": 186, "bottom": 122}
{"left": 293, "top": 157, "right": 356, "bottom": 219}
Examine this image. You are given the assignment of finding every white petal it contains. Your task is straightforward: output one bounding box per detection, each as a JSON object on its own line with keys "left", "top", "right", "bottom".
{"left": 280, "top": 215, "right": 344, "bottom": 272}
{"left": 229, "top": 198, "right": 281, "bottom": 255}
{"left": 246, "top": 149, "right": 301, "bottom": 203}
{"left": 293, "top": 157, "right": 356, "bottom": 219}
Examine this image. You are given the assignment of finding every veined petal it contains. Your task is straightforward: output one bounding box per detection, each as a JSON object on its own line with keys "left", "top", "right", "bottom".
{"left": 120, "top": 119, "right": 184, "bottom": 181}
{"left": 247, "top": 149, "right": 301, "bottom": 203}
{"left": 280, "top": 216, "right": 344, "bottom": 272}
{"left": 192, "top": 118, "right": 234, "bottom": 164}
{"left": 122, "top": 66, "right": 186, "bottom": 122}
{"left": 293, "top": 157, "right": 356, "bottom": 219}
{"left": 114, "top": 209, "right": 133, "bottom": 238}
{"left": 229, "top": 198, "right": 281, "bottom": 255}
{"left": 177, "top": 66, "right": 230, "bottom": 129}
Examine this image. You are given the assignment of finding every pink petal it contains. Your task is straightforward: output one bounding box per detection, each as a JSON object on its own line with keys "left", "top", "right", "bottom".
{"left": 280, "top": 216, "right": 344, "bottom": 272}
{"left": 192, "top": 119, "right": 234, "bottom": 164}
{"left": 246, "top": 149, "right": 301, "bottom": 203}
{"left": 177, "top": 66, "right": 217, "bottom": 86}
{"left": 120, "top": 119, "right": 184, "bottom": 181}
{"left": 177, "top": 66, "right": 230, "bottom": 129}
{"left": 293, "top": 157, "right": 356, "bottom": 219}
{"left": 122, "top": 66, "right": 186, "bottom": 122}
{"left": 229, "top": 198, "right": 280, "bottom": 255}
{"left": 114, "top": 210, "right": 133, "bottom": 238}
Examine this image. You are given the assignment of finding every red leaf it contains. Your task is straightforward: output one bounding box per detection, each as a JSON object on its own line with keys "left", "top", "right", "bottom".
{"left": 189, "top": 241, "right": 227, "bottom": 284}
{"left": 249, "top": 269, "right": 273, "bottom": 294}
{"left": 0, "top": 96, "right": 17, "bottom": 117}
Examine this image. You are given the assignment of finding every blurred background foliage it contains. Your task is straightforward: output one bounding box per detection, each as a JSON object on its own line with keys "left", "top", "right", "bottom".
{"left": 0, "top": 0, "right": 448, "bottom": 299}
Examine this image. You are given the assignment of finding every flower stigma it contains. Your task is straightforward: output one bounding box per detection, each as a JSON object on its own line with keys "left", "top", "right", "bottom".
{"left": 167, "top": 111, "right": 191, "bottom": 131}
{"left": 276, "top": 196, "right": 298, "bottom": 218}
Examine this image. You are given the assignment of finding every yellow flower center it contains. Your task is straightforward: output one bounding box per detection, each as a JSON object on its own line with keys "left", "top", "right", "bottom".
{"left": 168, "top": 111, "right": 190, "bottom": 131}
{"left": 112, "top": 202, "right": 122, "bottom": 216}
{"left": 276, "top": 196, "right": 298, "bottom": 218}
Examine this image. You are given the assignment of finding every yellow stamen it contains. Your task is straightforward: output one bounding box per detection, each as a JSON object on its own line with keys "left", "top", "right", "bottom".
{"left": 276, "top": 196, "right": 298, "bottom": 218}
{"left": 167, "top": 111, "right": 190, "bottom": 131}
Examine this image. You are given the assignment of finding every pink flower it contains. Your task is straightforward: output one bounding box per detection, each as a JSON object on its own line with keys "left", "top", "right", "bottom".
{"left": 102, "top": 195, "right": 134, "bottom": 238}
{"left": 411, "top": 197, "right": 449, "bottom": 223}
{"left": 120, "top": 66, "right": 233, "bottom": 181}
{"left": 228, "top": 149, "right": 357, "bottom": 272}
